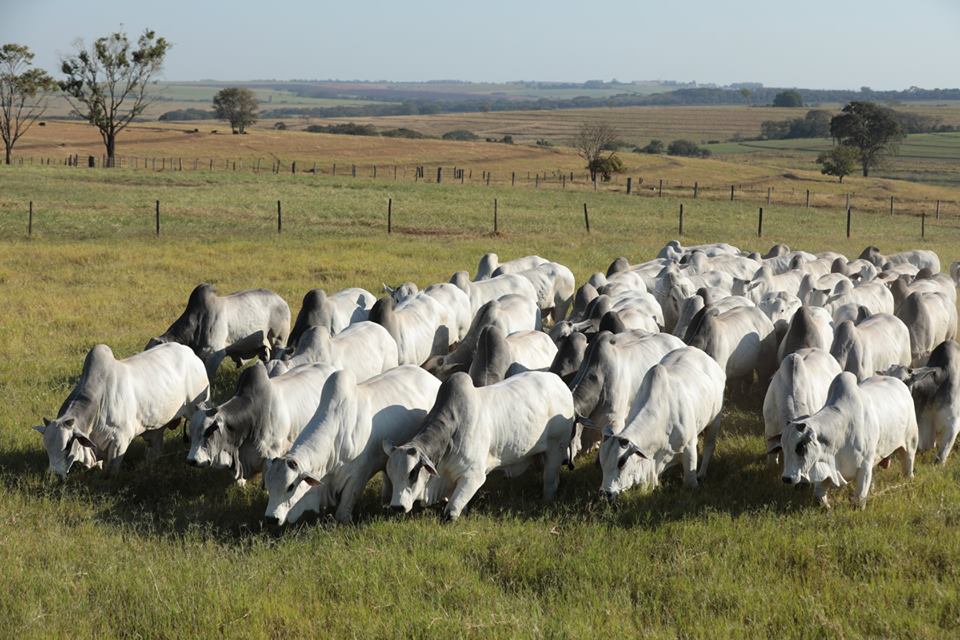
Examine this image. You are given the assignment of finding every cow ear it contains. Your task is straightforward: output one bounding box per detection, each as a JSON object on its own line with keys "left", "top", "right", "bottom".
{"left": 381, "top": 440, "right": 396, "bottom": 456}
{"left": 419, "top": 453, "right": 438, "bottom": 476}
{"left": 72, "top": 430, "right": 96, "bottom": 450}
{"left": 765, "top": 433, "right": 782, "bottom": 454}
{"left": 382, "top": 283, "right": 394, "bottom": 294}
{"left": 33, "top": 423, "right": 47, "bottom": 435}
{"left": 628, "top": 441, "right": 648, "bottom": 459}
{"left": 43, "top": 417, "right": 52, "bottom": 427}
{"left": 300, "top": 471, "right": 322, "bottom": 487}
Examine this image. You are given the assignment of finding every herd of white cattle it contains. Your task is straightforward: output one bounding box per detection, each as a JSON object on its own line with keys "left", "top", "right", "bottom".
{"left": 32, "top": 242, "right": 960, "bottom": 522}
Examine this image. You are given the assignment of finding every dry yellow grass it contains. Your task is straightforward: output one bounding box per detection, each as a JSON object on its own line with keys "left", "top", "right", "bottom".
{"left": 12, "top": 120, "right": 960, "bottom": 218}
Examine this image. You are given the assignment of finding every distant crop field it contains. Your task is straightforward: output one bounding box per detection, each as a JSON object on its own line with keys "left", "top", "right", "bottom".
{"left": 2, "top": 165, "right": 960, "bottom": 637}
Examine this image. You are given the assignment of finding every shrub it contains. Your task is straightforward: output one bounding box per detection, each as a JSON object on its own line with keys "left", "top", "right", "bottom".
{"left": 381, "top": 128, "right": 428, "bottom": 139}
{"left": 636, "top": 139, "right": 664, "bottom": 154}
{"left": 158, "top": 108, "right": 217, "bottom": 121}
{"left": 304, "top": 123, "right": 378, "bottom": 136}
{"left": 441, "top": 129, "right": 479, "bottom": 141}
{"left": 588, "top": 154, "right": 625, "bottom": 181}
{"left": 667, "top": 139, "right": 711, "bottom": 158}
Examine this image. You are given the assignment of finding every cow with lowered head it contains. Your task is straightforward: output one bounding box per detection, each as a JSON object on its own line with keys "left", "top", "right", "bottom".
{"left": 147, "top": 284, "right": 290, "bottom": 378}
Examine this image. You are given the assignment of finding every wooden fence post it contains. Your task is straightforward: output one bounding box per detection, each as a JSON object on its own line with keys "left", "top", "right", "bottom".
{"left": 535, "top": 174, "right": 539, "bottom": 189}
{"left": 766, "top": 187, "right": 771, "bottom": 205}
{"left": 922, "top": 211, "right": 926, "bottom": 239}
{"left": 890, "top": 196, "right": 894, "bottom": 216}
{"left": 846, "top": 207, "right": 852, "bottom": 238}
{"left": 494, "top": 198, "right": 498, "bottom": 233}
{"left": 694, "top": 182, "right": 698, "bottom": 199}
{"left": 352, "top": 165, "right": 357, "bottom": 178}
{"left": 511, "top": 171, "right": 515, "bottom": 187}
{"left": 806, "top": 189, "right": 810, "bottom": 208}
{"left": 387, "top": 198, "right": 392, "bottom": 234}
{"left": 626, "top": 177, "right": 632, "bottom": 195}
{"left": 28, "top": 201, "right": 33, "bottom": 236}
{"left": 845, "top": 193, "right": 850, "bottom": 210}
{"left": 679, "top": 203, "right": 684, "bottom": 236}
{"left": 583, "top": 203, "right": 591, "bottom": 233}
{"left": 730, "top": 185, "right": 735, "bottom": 201}
{"left": 291, "top": 161, "right": 296, "bottom": 175}
{"left": 486, "top": 172, "right": 490, "bottom": 186}
{"left": 936, "top": 200, "right": 941, "bottom": 220}
{"left": 277, "top": 200, "right": 282, "bottom": 234}
{"left": 658, "top": 179, "right": 663, "bottom": 197}
{"left": 758, "top": 207, "right": 763, "bottom": 238}
{"left": 437, "top": 167, "right": 442, "bottom": 183}
{"left": 155, "top": 200, "right": 160, "bottom": 236}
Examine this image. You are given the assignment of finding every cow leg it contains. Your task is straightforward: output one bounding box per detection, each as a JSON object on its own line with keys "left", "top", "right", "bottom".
{"left": 333, "top": 472, "right": 369, "bottom": 524}
{"left": 936, "top": 417, "right": 960, "bottom": 465}
{"left": 103, "top": 441, "right": 127, "bottom": 476}
{"left": 380, "top": 471, "right": 393, "bottom": 504}
{"left": 897, "top": 445, "right": 915, "bottom": 479}
{"left": 681, "top": 442, "right": 699, "bottom": 489}
{"left": 697, "top": 414, "right": 723, "bottom": 481}
{"left": 854, "top": 466, "right": 873, "bottom": 509}
{"left": 443, "top": 472, "right": 486, "bottom": 521}
{"left": 142, "top": 429, "right": 165, "bottom": 463}
{"left": 813, "top": 482, "right": 830, "bottom": 508}
{"left": 542, "top": 446, "right": 564, "bottom": 502}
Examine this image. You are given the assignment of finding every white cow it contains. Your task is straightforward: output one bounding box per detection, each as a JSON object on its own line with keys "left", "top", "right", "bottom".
{"left": 672, "top": 292, "right": 753, "bottom": 339}
{"left": 35, "top": 343, "right": 209, "bottom": 478}
{"left": 823, "top": 281, "right": 894, "bottom": 322}
{"left": 383, "top": 371, "right": 575, "bottom": 520}
{"left": 287, "top": 288, "right": 375, "bottom": 345}
{"left": 895, "top": 291, "right": 958, "bottom": 366}
{"left": 262, "top": 366, "right": 441, "bottom": 524}
{"left": 763, "top": 348, "right": 842, "bottom": 463}
{"left": 777, "top": 305, "right": 834, "bottom": 362}
{"left": 830, "top": 314, "right": 912, "bottom": 381}
{"left": 500, "top": 262, "right": 576, "bottom": 322}
{"left": 467, "top": 326, "right": 557, "bottom": 386}
{"left": 474, "top": 253, "right": 548, "bottom": 280}
{"left": 450, "top": 270, "right": 539, "bottom": 314}
{"left": 684, "top": 305, "right": 778, "bottom": 384}
{"left": 186, "top": 362, "right": 336, "bottom": 482}
{"left": 368, "top": 293, "right": 454, "bottom": 366}
{"left": 859, "top": 246, "right": 940, "bottom": 274}
{"left": 265, "top": 321, "right": 398, "bottom": 380}
{"left": 780, "top": 372, "right": 918, "bottom": 508}
{"left": 598, "top": 347, "right": 726, "bottom": 497}
{"left": 385, "top": 283, "right": 472, "bottom": 343}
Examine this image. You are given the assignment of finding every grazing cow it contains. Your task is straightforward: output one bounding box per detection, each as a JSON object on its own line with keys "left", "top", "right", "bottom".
{"left": 34, "top": 343, "right": 209, "bottom": 479}
{"left": 424, "top": 295, "right": 541, "bottom": 380}
{"left": 823, "top": 280, "right": 894, "bottom": 322}
{"left": 799, "top": 272, "right": 852, "bottom": 307}
{"left": 265, "top": 322, "right": 399, "bottom": 380}
{"left": 187, "top": 362, "right": 336, "bottom": 482}
{"left": 657, "top": 240, "right": 740, "bottom": 260}
{"left": 683, "top": 305, "right": 778, "bottom": 385}
{"left": 777, "top": 306, "right": 834, "bottom": 362}
{"left": 885, "top": 340, "right": 960, "bottom": 463}
{"left": 287, "top": 288, "right": 375, "bottom": 347}
{"left": 895, "top": 291, "right": 958, "bottom": 365}
{"left": 780, "top": 372, "right": 918, "bottom": 508}
{"left": 369, "top": 293, "right": 454, "bottom": 366}
{"left": 889, "top": 273, "right": 956, "bottom": 311}
{"left": 385, "top": 283, "right": 472, "bottom": 343}
{"left": 570, "top": 283, "right": 600, "bottom": 321}
{"left": 263, "top": 366, "right": 441, "bottom": 524}
{"left": 474, "top": 253, "right": 548, "bottom": 280}
{"left": 147, "top": 284, "right": 290, "bottom": 377}
{"left": 497, "top": 261, "right": 576, "bottom": 322}
{"left": 598, "top": 347, "right": 726, "bottom": 498}
{"left": 468, "top": 326, "right": 557, "bottom": 386}
{"left": 733, "top": 266, "right": 805, "bottom": 303}
{"left": 859, "top": 246, "right": 940, "bottom": 274}
{"left": 763, "top": 348, "right": 841, "bottom": 464}
{"left": 672, "top": 291, "right": 753, "bottom": 339}
{"left": 570, "top": 331, "right": 685, "bottom": 449}
{"left": 383, "top": 371, "right": 575, "bottom": 520}
{"left": 450, "top": 270, "right": 539, "bottom": 315}
{"left": 830, "top": 314, "right": 912, "bottom": 381}
{"left": 549, "top": 331, "right": 588, "bottom": 384}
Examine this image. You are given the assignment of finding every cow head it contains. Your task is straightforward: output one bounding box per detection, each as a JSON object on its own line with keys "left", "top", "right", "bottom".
{"left": 383, "top": 442, "right": 437, "bottom": 513}
{"left": 186, "top": 404, "right": 240, "bottom": 471}
{"left": 262, "top": 456, "right": 323, "bottom": 525}
{"left": 598, "top": 426, "right": 653, "bottom": 499}
{"left": 780, "top": 421, "right": 844, "bottom": 487}
{"left": 33, "top": 417, "right": 99, "bottom": 480}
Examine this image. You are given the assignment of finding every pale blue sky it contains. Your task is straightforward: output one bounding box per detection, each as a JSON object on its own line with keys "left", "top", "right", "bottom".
{"left": 3, "top": 0, "right": 958, "bottom": 89}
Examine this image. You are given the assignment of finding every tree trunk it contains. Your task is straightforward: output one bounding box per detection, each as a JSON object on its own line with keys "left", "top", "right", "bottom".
{"left": 862, "top": 162, "right": 869, "bottom": 177}
{"left": 839, "top": 176, "right": 844, "bottom": 183}
{"left": 105, "top": 133, "right": 116, "bottom": 168}
{"left": 4, "top": 144, "right": 11, "bottom": 165}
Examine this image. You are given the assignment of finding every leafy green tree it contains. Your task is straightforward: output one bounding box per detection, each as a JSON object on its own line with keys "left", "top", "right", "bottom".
{"left": 589, "top": 154, "right": 624, "bottom": 182}
{"left": 0, "top": 44, "right": 56, "bottom": 164}
{"left": 772, "top": 90, "right": 803, "bottom": 107}
{"left": 667, "top": 139, "right": 711, "bottom": 158}
{"left": 829, "top": 101, "right": 903, "bottom": 177}
{"left": 637, "top": 139, "right": 664, "bottom": 154}
{"left": 60, "top": 29, "right": 170, "bottom": 166}
{"left": 817, "top": 145, "right": 858, "bottom": 183}
{"left": 213, "top": 87, "right": 258, "bottom": 134}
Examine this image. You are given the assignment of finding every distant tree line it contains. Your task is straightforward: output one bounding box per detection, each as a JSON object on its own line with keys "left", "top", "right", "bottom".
{"left": 761, "top": 108, "right": 952, "bottom": 141}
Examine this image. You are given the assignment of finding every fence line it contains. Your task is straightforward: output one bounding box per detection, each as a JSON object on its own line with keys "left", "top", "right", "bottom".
{"left": 5, "top": 153, "right": 955, "bottom": 222}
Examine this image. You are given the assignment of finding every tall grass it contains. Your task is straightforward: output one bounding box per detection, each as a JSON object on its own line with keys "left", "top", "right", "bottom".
{"left": 1, "top": 166, "right": 959, "bottom": 637}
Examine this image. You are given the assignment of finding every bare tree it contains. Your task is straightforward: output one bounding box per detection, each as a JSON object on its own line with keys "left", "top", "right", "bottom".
{"left": 59, "top": 29, "right": 170, "bottom": 166}
{"left": 572, "top": 123, "right": 621, "bottom": 181}
{"left": 0, "top": 44, "right": 56, "bottom": 165}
